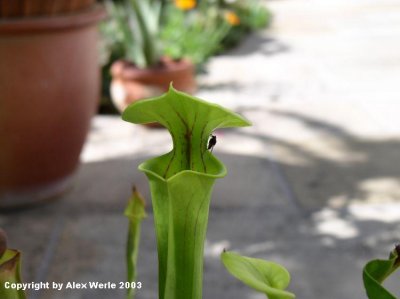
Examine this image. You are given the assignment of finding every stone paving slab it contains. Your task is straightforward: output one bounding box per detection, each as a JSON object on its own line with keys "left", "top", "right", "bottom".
{"left": 0, "top": 206, "right": 59, "bottom": 284}
{"left": 238, "top": 105, "right": 400, "bottom": 210}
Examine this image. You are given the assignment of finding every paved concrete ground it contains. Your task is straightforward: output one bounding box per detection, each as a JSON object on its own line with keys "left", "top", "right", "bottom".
{"left": 1, "top": 0, "right": 400, "bottom": 298}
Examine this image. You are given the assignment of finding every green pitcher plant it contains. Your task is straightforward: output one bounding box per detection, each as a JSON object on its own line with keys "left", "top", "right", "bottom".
{"left": 122, "top": 85, "right": 251, "bottom": 299}
{"left": 124, "top": 186, "right": 147, "bottom": 299}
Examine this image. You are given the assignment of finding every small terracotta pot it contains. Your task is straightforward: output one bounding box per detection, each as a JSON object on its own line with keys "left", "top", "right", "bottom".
{"left": 0, "top": 5, "right": 106, "bottom": 209}
{"left": 0, "top": 0, "right": 95, "bottom": 18}
{"left": 110, "top": 57, "right": 197, "bottom": 114}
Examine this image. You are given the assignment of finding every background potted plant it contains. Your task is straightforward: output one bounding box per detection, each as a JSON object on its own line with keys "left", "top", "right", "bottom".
{"left": 107, "top": 0, "right": 197, "bottom": 113}
{"left": 102, "top": 0, "right": 271, "bottom": 114}
{"left": 0, "top": 2, "right": 106, "bottom": 209}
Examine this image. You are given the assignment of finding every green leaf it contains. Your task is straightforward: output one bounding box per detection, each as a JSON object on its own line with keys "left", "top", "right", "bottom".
{"left": 122, "top": 86, "right": 251, "bottom": 299}
{"left": 129, "top": 0, "right": 161, "bottom": 67}
{"left": 221, "top": 251, "right": 295, "bottom": 299}
{"left": 363, "top": 245, "right": 400, "bottom": 299}
{"left": 124, "top": 186, "right": 147, "bottom": 299}
{"left": 105, "top": 0, "right": 161, "bottom": 68}
{"left": 0, "top": 249, "right": 26, "bottom": 299}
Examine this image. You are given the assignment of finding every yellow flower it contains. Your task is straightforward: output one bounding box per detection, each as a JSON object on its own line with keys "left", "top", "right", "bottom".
{"left": 224, "top": 11, "right": 240, "bottom": 26}
{"left": 174, "top": 0, "right": 196, "bottom": 10}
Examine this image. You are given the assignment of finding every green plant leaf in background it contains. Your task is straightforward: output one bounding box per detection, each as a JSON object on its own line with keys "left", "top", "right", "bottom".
{"left": 127, "top": 0, "right": 161, "bottom": 68}
{"left": 105, "top": 0, "right": 162, "bottom": 68}
{"left": 221, "top": 251, "right": 295, "bottom": 299}
{"left": 0, "top": 229, "right": 26, "bottom": 299}
{"left": 122, "top": 86, "right": 251, "bottom": 299}
{"left": 363, "top": 245, "right": 400, "bottom": 299}
{"left": 160, "top": 5, "right": 231, "bottom": 66}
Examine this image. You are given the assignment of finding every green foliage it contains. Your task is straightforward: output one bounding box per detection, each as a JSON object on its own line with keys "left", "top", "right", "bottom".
{"left": 161, "top": 0, "right": 271, "bottom": 66}
{"left": 363, "top": 245, "right": 400, "bottom": 299}
{"left": 104, "top": 0, "right": 162, "bottom": 68}
{"left": 221, "top": 251, "right": 295, "bottom": 299}
{"left": 124, "top": 187, "right": 147, "bottom": 299}
{"left": 122, "top": 86, "right": 251, "bottom": 299}
{"left": 160, "top": 5, "right": 230, "bottom": 66}
{"left": 100, "top": 0, "right": 272, "bottom": 70}
{"left": 221, "top": 0, "right": 272, "bottom": 49}
{"left": 232, "top": 0, "right": 272, "bottom": 30}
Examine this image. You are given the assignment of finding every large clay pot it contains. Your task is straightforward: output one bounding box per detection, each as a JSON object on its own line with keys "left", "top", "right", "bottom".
{"left": 0, "top": 0, "right": 95, "bottom": 18}
{"left": 0, "top": 5, "right": 106, "bottom": 209}
{"left": 110, "top": 57, "right": 197, "bottom": 113}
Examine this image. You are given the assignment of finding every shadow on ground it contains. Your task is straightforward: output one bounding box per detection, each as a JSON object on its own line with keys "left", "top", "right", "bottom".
{"left": 237, "top": 107, "right": 400, "bottom": 210}
{"left": 227, "top": 34, "right": 290, "bottom": 57}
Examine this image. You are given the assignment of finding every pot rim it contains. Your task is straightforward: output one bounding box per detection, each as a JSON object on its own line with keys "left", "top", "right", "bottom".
{"left": 0, "top": 4, "right": 106, "bottom": 34}
{"left": 111, "top": 57, "right": 195, "bottom": 80}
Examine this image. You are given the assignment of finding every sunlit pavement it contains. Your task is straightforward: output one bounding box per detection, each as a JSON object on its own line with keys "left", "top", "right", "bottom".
{"left": 2, "top": 1, "right": 400, "bottom": 298}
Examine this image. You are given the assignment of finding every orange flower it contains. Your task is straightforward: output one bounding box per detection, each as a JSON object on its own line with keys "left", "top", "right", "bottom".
{"left": 174, "top": 0, "right": 196, "bottom": 10}
{"left": 224, "top": 11, "right": 240, "bottom": 26}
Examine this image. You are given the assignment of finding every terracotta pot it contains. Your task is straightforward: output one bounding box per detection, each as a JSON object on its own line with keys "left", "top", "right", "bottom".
{"left": 110, "top": 57, "right": 197, "bottom": 113}
{"left": 0, "top": 0, "right": 95, "bottom": 18}
{"left": 0, "top": 5, "right": 106, "bottom": 209}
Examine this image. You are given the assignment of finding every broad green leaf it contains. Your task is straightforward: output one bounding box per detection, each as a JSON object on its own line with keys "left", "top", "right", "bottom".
{"left": 221, "top": 251, "right": 295, "bottom": 299}
{"left": 363, "top": 245, "right": 400, "bottom": 299}
{"left": 122, "top": 86, "right": 251, "bottom": 299}
{"left": 124, "top": 186, "right": 147, "bottom": 299}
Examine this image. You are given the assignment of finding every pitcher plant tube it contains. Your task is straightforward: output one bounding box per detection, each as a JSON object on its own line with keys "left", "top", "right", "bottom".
{"left": 122, "top": 85, "right": 251, "bottom": 299}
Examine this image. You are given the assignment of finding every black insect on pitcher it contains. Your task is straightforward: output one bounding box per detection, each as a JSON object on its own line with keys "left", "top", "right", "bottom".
{"left": 208, "top": 134, "right": 217, "bottom": 153}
